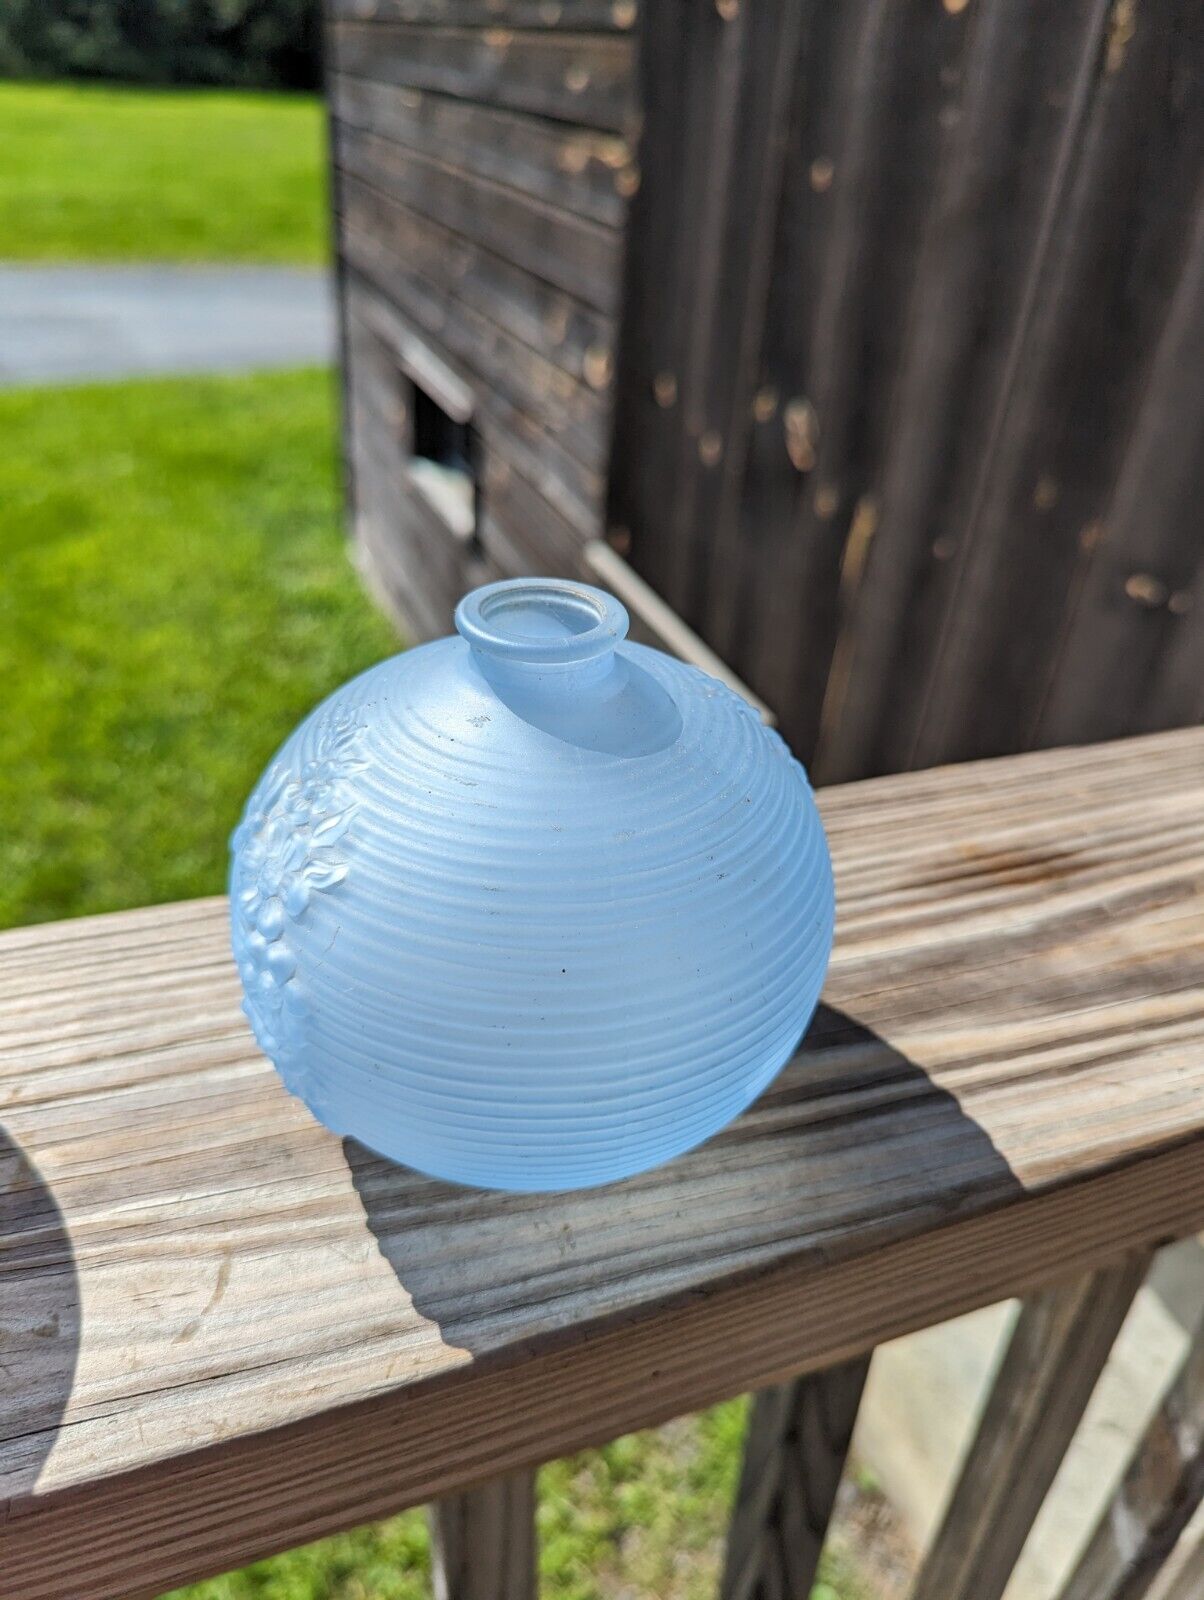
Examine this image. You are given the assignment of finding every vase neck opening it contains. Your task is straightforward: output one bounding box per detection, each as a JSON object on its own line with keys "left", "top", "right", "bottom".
{"left": 455, "top": 578, "right": 629, "bottom": 691}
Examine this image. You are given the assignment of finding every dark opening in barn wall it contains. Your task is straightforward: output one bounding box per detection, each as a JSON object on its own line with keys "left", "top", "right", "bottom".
{"left": 406, "top": 380, "right": 480, "bottom": 548}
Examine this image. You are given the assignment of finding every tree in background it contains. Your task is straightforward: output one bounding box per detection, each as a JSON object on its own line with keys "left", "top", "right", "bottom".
{"left": 0, "top": 0, "right": 322, "bottom": 91}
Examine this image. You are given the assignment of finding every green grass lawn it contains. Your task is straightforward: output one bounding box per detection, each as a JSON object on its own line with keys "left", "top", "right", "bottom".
{"left": 0, "top": 81, "right": 326, "bottom": 261}
{"left": 0, "top": 369, "right": 393, "bottom": 928}
{"left": 1, "top": 368, "right": 874, "bottom": 1598}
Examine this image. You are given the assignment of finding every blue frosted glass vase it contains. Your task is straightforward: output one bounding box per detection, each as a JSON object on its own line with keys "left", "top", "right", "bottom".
{"left": 230, "top": 578, "right": 834, "bottom": 1191}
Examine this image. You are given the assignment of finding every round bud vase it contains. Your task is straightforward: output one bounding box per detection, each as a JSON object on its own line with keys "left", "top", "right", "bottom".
{"left": 230, "top": 578, "right": 835, "bottom": 1191}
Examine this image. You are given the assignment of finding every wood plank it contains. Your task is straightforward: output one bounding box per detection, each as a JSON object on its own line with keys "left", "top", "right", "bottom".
{"left": 583, "top": 539, "right": 774, "bottom": 721}
{"left": 720, "top": 1357, "right": 870, "bottom": 1600}
{"left": 609, "top": 0, "right": 1204, "bottom": 780}
{"left": 337, "top": 166, "right": 616, "bottom": 384}
{"left": 610, "top": 0, "right": 966, "bottom": 754}
{"left": 355, "top": 457, "right": 501, "bottom": 638}
{"left": 908, "top": 0, "right": 1204, "bottom": 770}
{"left": 702, "top": 0, "right": 852, "bottom": 718}
{"left": 1034, "top": 182, "right": 1204, "bottom": 748}
{"left": 328, "top": 0, "right": 628, "bottom": 31}
{"left": 911, "top": 1253, "right": 1151, "bottom": 1600}
{"left": 1057, "top": 1321, "right": 1204, "bottom": 1600}
{"left": 342, "top": 306, "right": 498, "bottom": 635}
{"left": 345, "top": 271, "right": 606, "bottom": 534}
{"left": 328, "top": 21, "right": 634, "bottom": 132}
{"left": 657, "top": 0, "right": 754, "bottom": 622}
{"left": 430, "top": 1471, "right": 537, "bottom": 1600}
{"left": 330, "top": 74, "right": 629, "bottom": 228}
{"left": 335, "top": 121, "right": 622, "bottom": 314}
{"left": 3, "top": 728, "right": 1204, "bottom": 1599}
{"left": 660, "top": 0, "right": 808, "bottom": 651}
{"left": 339, "top": 203, "right": 611, "bottom": 479}
{"left": 736, "top": 0, "right": 942, "bottom": 748}
{"left": 478, "top": 446, "right": 592, "bottom": 568}
{"left": 807, "top": 0, "right": 1104, "bottom": 780}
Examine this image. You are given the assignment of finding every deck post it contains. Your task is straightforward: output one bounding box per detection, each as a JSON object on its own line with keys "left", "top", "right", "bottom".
{"left": 429, "top": 1470, "right": 538, "bottom": 1600}
{"left": 911, "top": 1252, "right": 1151, "bottom": 1600}
{"left": 720, "top": 1356, "right": 870, "bottom": 1600}
{"left": 1056, "top": 1322, "right": 1204, "bottom": 1600}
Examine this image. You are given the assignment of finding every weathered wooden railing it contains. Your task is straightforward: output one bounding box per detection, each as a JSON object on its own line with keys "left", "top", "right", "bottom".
{"left": 3, "top": 727, "right": 1204, "bottom": 1600}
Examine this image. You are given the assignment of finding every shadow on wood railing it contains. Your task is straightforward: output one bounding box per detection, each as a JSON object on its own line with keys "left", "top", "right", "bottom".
{"left": 345, "top": 1003, "right": 1026, "bottom": 1600}
{"left": 342, "top": 1004, "right": 1024, "bottom": 1356}
{"left": 0, "top": 1128, "right": 79, "bottom": 1504}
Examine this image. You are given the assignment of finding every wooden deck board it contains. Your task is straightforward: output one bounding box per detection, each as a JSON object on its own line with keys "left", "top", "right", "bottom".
{"left": 3, "top": 727, "right": 1204, "bottom": 1599}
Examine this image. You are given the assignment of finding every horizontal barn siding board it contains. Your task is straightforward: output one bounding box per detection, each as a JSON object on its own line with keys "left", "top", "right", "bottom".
{"left": 341, "top": 225, "right": 611, "bottom": 504}
{"left": 344, "top": 295, "right": 499, "bottom": 636}
{"left": 328, "top": 22, "right": 635, "bottom": 131}
{"left": 335, "top": 123, "right": 621, "bottom": 312}
{"left": 327, "top": 0, "right": 629, "bottom": 31}
{"left": 330, "top": 75, "right": 628, "bottom": 227}
{"left": 347, "top": 272, "right": 607, "bottom": 537}
{"left": 351, "top": 459, "right": 447, "bottom": 638}
{"left": 350, "top": 412, "right": 501, "bottom": 634}
{"left": 337, "top": 171, "right": 614, "bottom": 385}
{"left": 341, "top": 215, "right": 610, "bottom": 487}
{"left": 479, "top": 448, "right": 591, "bottom": 569}
{"left": 325, "top": 0, "right": 628, "bottom": 638}
{"left": 476, "top": 508, "right": 545, "bottom": 578}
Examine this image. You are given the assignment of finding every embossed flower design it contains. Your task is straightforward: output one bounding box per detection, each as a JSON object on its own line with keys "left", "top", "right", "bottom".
{"left": 230, "top": 709, "right": 366, "bottom": 1086}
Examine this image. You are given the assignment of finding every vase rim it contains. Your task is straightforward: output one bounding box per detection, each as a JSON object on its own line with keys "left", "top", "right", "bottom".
{"left": 454, "top": 578, "right": 630, "bottom": 668}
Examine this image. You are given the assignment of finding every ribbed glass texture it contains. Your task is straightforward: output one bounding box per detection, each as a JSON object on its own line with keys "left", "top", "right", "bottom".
{"left": 230, "top": 579, "right": 834, "bottom": 1191}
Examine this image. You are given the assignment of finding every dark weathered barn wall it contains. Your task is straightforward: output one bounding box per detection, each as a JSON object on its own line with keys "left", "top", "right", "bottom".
{"left": 325, "top": 0, "right": 638, "bottom": 637}
{"left": 607, "top": 0, "right": 1204, "bottom": 779}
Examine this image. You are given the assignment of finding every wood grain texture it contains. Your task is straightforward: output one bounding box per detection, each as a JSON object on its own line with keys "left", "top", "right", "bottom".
{"left": 604, "top": 0, "right": 1204, "bottom": 776}
{"left": 907, "top": 0, "right": 1204, "bottom": 771}
{"left": 430, "top": 1471, "right": 537, "bottom": 1600}
{"left": 911, "top": 1253, "right": 1151, "bottom": 1600}
{"left": 1057, "top": 1320, "right": 1204, "bottom": 1600}
{"left": 339, "top": 212, "right": 610, "bottom": 486}
{"left": 328, "top": 22, "right": 634, "bottom": 131}
{"left": 3, "top": 727, "right": 1204, "bottom": 1600}
{"left": 344, "top": 272, "right": 606, "bottom": 538}
{"left": 335, "top": 121, "right": 622, "bottom": 314}
{"left": 583, "top": 540, "right": 774, "bottom": 722}
{"left": 720, "top": 1358, "right": 869, "bottom": 1600}
{"left": 337, "top": 168, "right": 616, "bottom": 389}
{"left": 330, "top": 74, "right": 629, "bottom": 229}
{"left": 342, "top": 306, "right": 500, "bottom": 636}
{"left": 328, "top": 0, "right": 628, "bottom": 29}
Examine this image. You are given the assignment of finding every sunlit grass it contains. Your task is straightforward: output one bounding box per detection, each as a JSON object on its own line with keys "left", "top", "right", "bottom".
{"left": 0, "top": 369, "right": 395, "bottom": 928}
{"left": 0, "top": 81, "right": 326, "bottom": 261}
